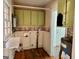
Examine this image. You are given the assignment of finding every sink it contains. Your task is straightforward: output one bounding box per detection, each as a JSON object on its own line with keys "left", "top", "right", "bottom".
{"left": 6, "top": 37, "right": 20, "bottom": 49}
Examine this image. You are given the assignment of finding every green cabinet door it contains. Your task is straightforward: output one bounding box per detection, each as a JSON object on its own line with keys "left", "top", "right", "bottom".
{"left": 65, "top": 0, "right": 74, "bottom": 27}
{"left": 24, "top": 9, "right": 31, "bottom": 26}
{"left": 15, "top": 9, "right": 45, "bottom": 27}
{"left": 31, "top": 10, "right": 38, "bottom": 26}
{"left": 38, "top": 11, "right": 45, "bottom": 26}
{"left": 15, "top": 9, "right": 24, "bottom": 27}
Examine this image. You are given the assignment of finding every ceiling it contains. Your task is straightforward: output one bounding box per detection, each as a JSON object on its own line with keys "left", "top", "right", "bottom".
{"left": 13, "top": 0, "right": 52, "bottom": 7}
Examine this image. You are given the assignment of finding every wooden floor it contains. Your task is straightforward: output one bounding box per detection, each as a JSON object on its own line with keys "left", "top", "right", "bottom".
{"left": 14, "top": 48, "right": 54, "bottom": 59}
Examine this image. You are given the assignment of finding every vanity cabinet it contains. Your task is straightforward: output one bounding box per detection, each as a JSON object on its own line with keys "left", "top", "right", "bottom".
{"left": 21, "top": 31, "right": 37, "bottom": 49}
{"left": 13, "top": 31, "right": 30, "bottom": 50}
{"left": 38, "top": 31, "right": 44, "bottom": 48}
{"left": 13, "top": 31, "right": 45, "bottom": 50}
{"left": 43, "top": 31, "right": 51, "bottom": 55}
{"left": 13, "top": 31, "right": 37, "bottom": 49}
{"left": 21, "top": 31, "right": 31, "bottom": 49}
{"left": 30, "top": 31, "right": 37, "bottom": 48}
{"left": 22, "top": 37, "right": 31, "bottom": 49}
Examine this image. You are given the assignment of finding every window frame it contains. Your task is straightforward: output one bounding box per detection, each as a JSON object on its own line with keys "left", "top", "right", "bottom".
{"left": 3, "top": 2, "right": 12, "bottom": 41}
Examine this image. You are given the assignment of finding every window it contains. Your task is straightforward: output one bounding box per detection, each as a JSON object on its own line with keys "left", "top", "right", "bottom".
{"left": 3, "top": 2, "right": 12, "bottom": 40}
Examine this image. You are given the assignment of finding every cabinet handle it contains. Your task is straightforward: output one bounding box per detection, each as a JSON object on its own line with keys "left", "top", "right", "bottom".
{"left": 25, "top": 35, "right": 28, "bottom": 37}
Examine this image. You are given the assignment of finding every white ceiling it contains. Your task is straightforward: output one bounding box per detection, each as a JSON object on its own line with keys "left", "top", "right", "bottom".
{"left": 13, "top": 0, "right": 52, "bottom": 7}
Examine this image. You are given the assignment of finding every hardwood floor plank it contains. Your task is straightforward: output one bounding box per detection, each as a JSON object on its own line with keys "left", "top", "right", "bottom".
{"left": 14, "top": 48, "right": 54, "bottom": 59}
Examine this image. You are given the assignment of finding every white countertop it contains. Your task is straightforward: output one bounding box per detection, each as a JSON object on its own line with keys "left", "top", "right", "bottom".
{"left": 6, "top": 37, "right": 21, "bottom": 49}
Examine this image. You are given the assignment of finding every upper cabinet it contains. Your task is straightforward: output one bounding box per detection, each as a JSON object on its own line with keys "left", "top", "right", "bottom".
{"left": 24, "top": 9, "right": 31, "bottom": 26}
{"left": 15, "top": 9, "right": 24, "bottom": 27}
{"left": 14, "top": 8, "right": 45, "bottom": 27}
{"left": 38, "top": 11, "right": 45, "bottom": 26}
{"left": 31, "top": 10, "right": 38, "bottom": 26}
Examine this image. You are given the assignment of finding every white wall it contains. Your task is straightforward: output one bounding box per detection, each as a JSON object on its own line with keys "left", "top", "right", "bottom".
{"left": 51, "top": 10, "right": 57, "bottom": 56}
{"left": 45, "top": 0, "right": 58, "bottom": 56}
